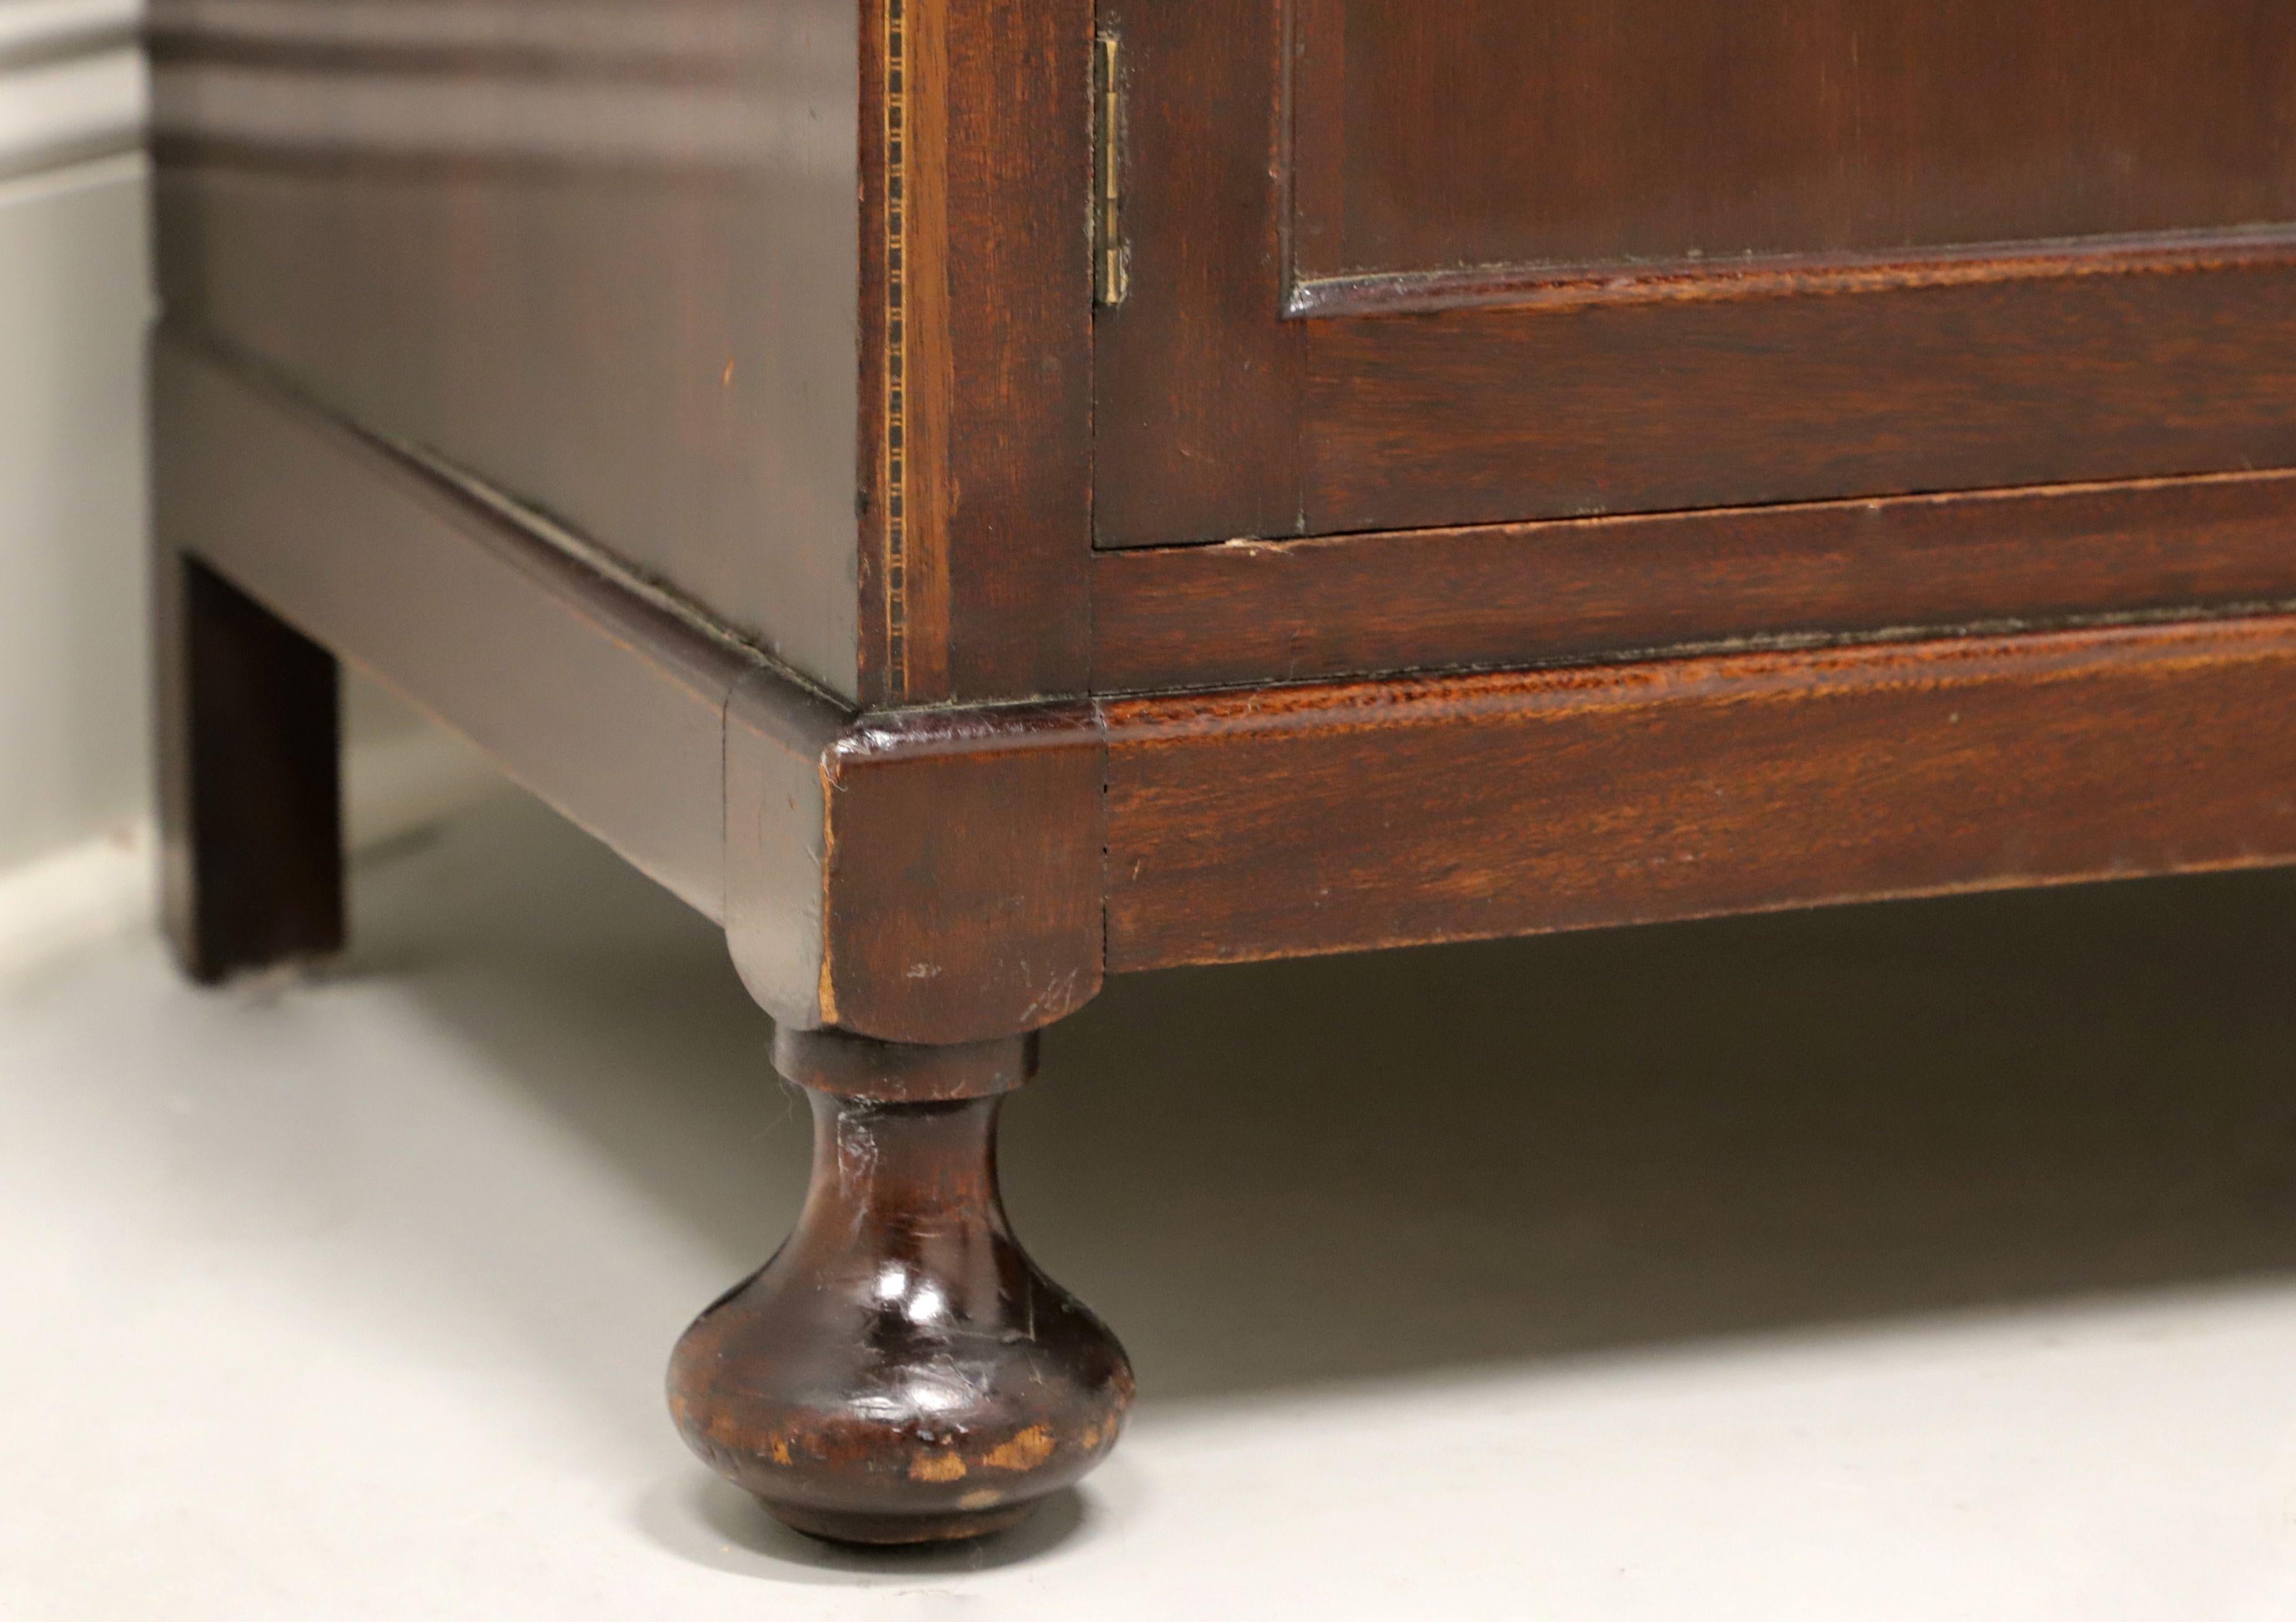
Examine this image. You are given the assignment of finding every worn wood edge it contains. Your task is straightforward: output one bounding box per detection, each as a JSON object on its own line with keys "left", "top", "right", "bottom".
{"left": 815, "top": 702, "right": 1107, "bottom": 1043}
{"left": 1103, "top": 614, "right": 2296, "bottom": 740}
{"left": 723, "top": 666, "right": 844, "bottom": 1030}
{"left": 155, "top": 333, "right": 843, "bottom": 961}
{"left": 174, "top": 334, "right": 2296, "bottom": 1032}
{"left": 1287, "top": 226, "right": 2296, "bottom": 320}
{"left": 1091, "top": 469, "right": 2296, "bottom": 694}
{"left": 1102, "top": 614, "right": 2296, "bottom": 972}
{"left": 158, "top": 331, "right": 1102, "bottom": 1040}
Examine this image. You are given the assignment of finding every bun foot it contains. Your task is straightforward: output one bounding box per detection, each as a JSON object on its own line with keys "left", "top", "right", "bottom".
{"left": 765, "top": 1503, "right": 1039, "bottom": 1547}
{"left": 668, "top": 1028, "right": 1133, "bottom": 1546}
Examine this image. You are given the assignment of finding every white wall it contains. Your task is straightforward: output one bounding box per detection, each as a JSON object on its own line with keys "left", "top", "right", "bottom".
{"left": 0, "top": 5, "right": 499, "bottom": 941}
{"left": 0, "top": 0, "right": 142, "bottom": 181}
{"left": 1, "top": 0, "right": 149, "bottom": 871}
{"left": 0, "top": 152, "right": 150, "bottom": 872}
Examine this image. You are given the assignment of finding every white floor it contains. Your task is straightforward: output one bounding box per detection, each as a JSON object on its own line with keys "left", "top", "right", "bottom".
{"left": 6, "top": 791, "right": 2296, "bottom": 1620}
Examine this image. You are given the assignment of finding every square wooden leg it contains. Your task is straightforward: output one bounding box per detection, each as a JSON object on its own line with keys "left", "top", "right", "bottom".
{"left": 154, "top": 549, "right": 345, "bottom": 984}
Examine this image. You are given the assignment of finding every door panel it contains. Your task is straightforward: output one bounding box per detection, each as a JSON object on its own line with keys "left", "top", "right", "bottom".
{"left": 1294, "top": 0, "right": 2296, "bottom": 285}
{"left": 1096, "top": 0, "right": 2296, "bottom": 549}
{"left": 1305, "top": 259, "right": 2296, "bottom": 534}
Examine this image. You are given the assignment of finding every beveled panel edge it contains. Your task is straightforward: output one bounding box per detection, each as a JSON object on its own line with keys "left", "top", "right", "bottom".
{"left": 1091, "top": 469, "right": 2296, "bottom": 696}
{"left": 1286, "top": 226, "right": 2296, "bottom": 321}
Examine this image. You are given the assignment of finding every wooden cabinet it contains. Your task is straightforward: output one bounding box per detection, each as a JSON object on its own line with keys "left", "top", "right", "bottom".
{"left": 1106, "top": 1, "right": 2296, "bottom": 546}
{"left": 152, "top": 0, "right": 2296, "bottom": 1550}
{"left": 1100, "top": 0, "right": 2296, "bottom": 690}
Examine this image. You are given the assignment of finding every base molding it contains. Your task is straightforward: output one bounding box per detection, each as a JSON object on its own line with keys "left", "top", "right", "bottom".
{"left": 1104, "top": 617, "right": 2296, "bottom": 969}
{"left": 158, "top": 331, "right": 2296, "bottom": 1021}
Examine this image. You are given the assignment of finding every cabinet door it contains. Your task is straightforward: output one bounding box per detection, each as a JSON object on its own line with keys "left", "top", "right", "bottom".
{"left": 1095, "top": 0, "right": 2296, "bottom": 548}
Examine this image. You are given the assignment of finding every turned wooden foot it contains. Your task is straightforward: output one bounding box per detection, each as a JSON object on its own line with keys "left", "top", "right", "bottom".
{"left": 668, "top": 1026, "right": 1133, "bottom": 1546}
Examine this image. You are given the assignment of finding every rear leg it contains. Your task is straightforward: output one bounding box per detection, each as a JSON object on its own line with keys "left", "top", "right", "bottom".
{"left": 154, "top": 549, "right": 344, "bottom": 982}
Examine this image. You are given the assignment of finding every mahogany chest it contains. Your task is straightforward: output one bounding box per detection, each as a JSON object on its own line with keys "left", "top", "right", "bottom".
{"left": 150, "top": 0, "right": 2296, "bottom": 1543}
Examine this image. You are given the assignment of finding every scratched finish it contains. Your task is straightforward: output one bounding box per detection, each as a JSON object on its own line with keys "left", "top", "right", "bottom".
{"left": 1091, "top": 469, "right": 2296, "bottom": 694}
{"left": 815, "top": 704, "right": 1105, "bottom": 1044}
{"left": 669, "top": 1029, "right": 1132, "bottom": 1545}
{"left": 1102, "top": 615, "right": 2296, "bottom": 971}
{"left": 156, "top": 336, "right": 763, "bottom": 929}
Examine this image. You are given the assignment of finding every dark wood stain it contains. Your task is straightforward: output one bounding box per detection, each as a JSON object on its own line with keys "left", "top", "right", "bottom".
{"left": 150, "top": 0, "right": 2296, "bottom": 1551}
{"left": 1100, "top": 0, "right": 2296, "bottom": 547}
{"left": 1094, "top": 471, "right": 2296, "bottom": 693}
{"left": 1303, "top": 263, "right": 2296, "bottom": 535}
{"left": 155, "top": 336, "right": 764, "bottom": 925}
{"left": 1300, "top": 0, "right": 2296, "bottom": 281}
{"left": 154, "top": 552, "right": 344, "bottom": 984}
{"left": 163, "top": 338, "right": 1104, "bottom": 1048}
{"left": 818, "top": 703, "right": 1106, "bottom": 1043}
{"left": 864, "top": 0, "right": 1096, "bottom": 704}
{"left": 1103, "top": 615, "right": 2296, "bottom": 971}
{"left": 670, "top": 1028, "right": 1132, "bottom": 1545}
{"left": 149, "top": 0, "right": 866, "bottom": 696}
{"left": 1091, "top": 0, "right": 1302, "bottom": 548}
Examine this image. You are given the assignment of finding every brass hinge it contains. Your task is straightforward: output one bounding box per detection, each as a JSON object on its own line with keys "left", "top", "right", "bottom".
{"left": 1094, "top": 33, "right": 1128, "bottom": 307}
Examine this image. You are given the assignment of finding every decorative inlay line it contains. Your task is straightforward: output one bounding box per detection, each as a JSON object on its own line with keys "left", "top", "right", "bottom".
{"left": 880, "top": 0, "right": 909, "bottom": 700}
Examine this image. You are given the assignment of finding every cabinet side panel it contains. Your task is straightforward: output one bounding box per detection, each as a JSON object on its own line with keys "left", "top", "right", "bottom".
{"left": 150, "top": 0, "right": 863, "bottom": 700}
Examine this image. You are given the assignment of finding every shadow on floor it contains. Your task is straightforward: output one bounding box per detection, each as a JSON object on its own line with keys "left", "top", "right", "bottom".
{"left": 344, "top": 793, "right": 2296, "bottom": 1410}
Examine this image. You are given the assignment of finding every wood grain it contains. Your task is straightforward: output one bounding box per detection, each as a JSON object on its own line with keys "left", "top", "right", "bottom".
{"left": 155, "top": 333, "right": 774, "bottom": 926}
{"left": 817, "top": 704, "right": 1105, "bottom": 1043}
{"left": 1094, "top": 470, "right": 2296, "bottom": 693}
{"left": 670, "top": 1028, "right": 1131, "bottom": 1546}
{"left": 1103, "top": 616, "right": 2296, "bottom": 971}
{"left": 1295, "top": 0, "right": 2296, "bottom": 282}
{"left": 864, "top": 0, "right": 1095, "bottom": 704}
{"left": 1302, "top": 263, "right": 2296, "bottom": 535}
{"left": 1091, "top": 0, "right": 1301, "bottom": 548}
{"left": 164, "top": 338, "right": 1113, "bottom": 1044}
{"left": 1099, "top": 0, "right": 2296, "bottom": 548}
{"left": 149, "top": 0, "right": 866, "bottom": 695}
